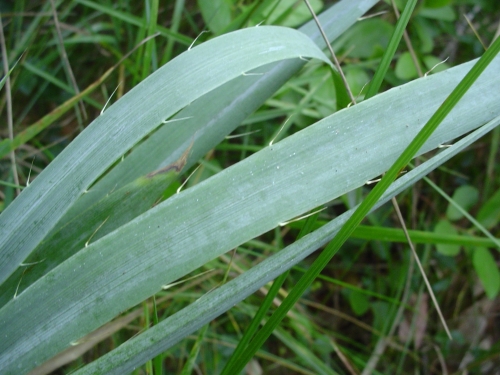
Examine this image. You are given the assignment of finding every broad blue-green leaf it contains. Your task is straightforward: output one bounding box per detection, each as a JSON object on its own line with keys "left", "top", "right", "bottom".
{"left": 2, "top": 53, "right": 499, "bottom": 374}
{"left": 0, "top": 25, "right": 332, "bottom": 286}
{"left": 72, "top": 115, "right": 500, "bottom": 374}
{"left": 0, "top": 0, "right": 375, "bottom": 309}
{"left": 0, "top": 148, "right": 190, "bottom": 307}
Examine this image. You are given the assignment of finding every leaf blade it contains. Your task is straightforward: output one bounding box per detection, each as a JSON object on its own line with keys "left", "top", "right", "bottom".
{"left": 0, "top": 25, "right": 332, "bottom": 285}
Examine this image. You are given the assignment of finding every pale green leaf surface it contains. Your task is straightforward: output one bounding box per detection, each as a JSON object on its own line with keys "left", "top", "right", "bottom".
{"left": 34, "top": 0, "right": 374, "bottom": 280}
{"left": 1, "top": 55, "right": 500, "bottom": 374}
{"left": 0, "top": 167, "right": 182, "bottom": 307}
{"left": 0, "top": 25, "right": 332, "bottom": 286}
{"left": 65, "top": 0, "right": 377, "bottom": 216}
{"left": 228, "top": 18, "right": 500, "bottom": 372}
{"left": 0, "top": 0, "right": 377, "bottom": 307}
{"left": 73, "top": 116, "right": 500, "bottom": 375}
{"left": 0, "top": 0, "right": 376, "bottom": 314}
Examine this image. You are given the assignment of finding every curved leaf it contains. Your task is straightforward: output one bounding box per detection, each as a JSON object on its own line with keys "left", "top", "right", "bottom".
{"left": 74, "top": 115, "right": 500, "bottom": 374}
{"left": 0, "top": 25, "right": 332, "bottom": 285}
{"left": 1, "top": 54, "right": 499, "bottom": 374}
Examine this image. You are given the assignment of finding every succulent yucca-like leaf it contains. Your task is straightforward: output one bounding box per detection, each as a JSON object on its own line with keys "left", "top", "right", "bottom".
{"left": 0, "top": 26, "right": 332, "bottom": 286}
{"left": 0, "top": 25, "right": 335, "bottom": 374}
{"left": 0, "top": 0, "right": 377, "bottom": 310}
{"left": 2, "top": 1, "right": 499, "bottom": 374}
{"left": 1, "top": 51, "right": 499, "bottom": 373}
{"left": 73, "top": 114, "right": 500, "bottom": 375}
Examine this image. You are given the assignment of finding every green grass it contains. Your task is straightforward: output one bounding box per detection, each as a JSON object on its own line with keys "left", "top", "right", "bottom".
{"left": 1, "top": 0, "right": 500, "bottom": 374}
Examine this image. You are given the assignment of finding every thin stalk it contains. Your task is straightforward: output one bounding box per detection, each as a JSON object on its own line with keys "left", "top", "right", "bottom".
{"left": 221, "top": 211, "right": 322, "bottom": 375}
{"left": 49, "top": 0, "right": 87, "bottom": 121}
{"left": 0, "top": 14, "right": 20, "bottom": 196}
{"left": 303, "top": 0, "right": 355, "bottom": 104}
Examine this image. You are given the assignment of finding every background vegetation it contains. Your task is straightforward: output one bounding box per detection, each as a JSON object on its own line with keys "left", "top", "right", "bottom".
{"left": 1, "top": 0, "right": 500, "bottom": 374}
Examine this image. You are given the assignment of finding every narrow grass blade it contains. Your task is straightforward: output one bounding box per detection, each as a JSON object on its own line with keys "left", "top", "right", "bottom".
{"left": 0, "top": 52, "right": 22, "bottom": 91}
{"left": 0, "top": 63, "right": 116, "bottom": 159}
{"left": 352, "top": 225, "right": 499, "bottom": 248}
{"left": 225, "top": 33, "right": 500, "bottom": 374}
{"left": 141, "top": 0, "right": 159, "bottom": 80}
{"left": 75, "top": 0, "right": 192, "bottom": 46}
{"left": 221, "top": 212, "right": 321, "bottom": 375}
{"left": 364, "top": 0, "right": 417, "bottom": 99}
{"left": 180, "top": 324, "right": 208, "bottom": 375}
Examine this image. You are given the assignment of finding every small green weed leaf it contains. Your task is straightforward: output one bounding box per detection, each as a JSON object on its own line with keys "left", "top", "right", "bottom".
{"left": 477, "top": 188, "right": 500, "bottom": 229}
{"left": 371, "top": 301, "right": 391, "bottom": 333}
{"left": 423, "top": 55, "right": 450, "bottom": 74}
{"left": 346, "top": 67, "right": 370, "bottom": 97}
{"left": 347, "top": 288, "right": 370, "bottom": 316}
{"left": 71, "top": 114, "right": 500, "bottom": 374}
{"left": 472, "top": 247, "right": 500, "bottom": 299}
{"left": 423, "top": 0, "right": 452, "bottom": 8}
{"left": 434, "top": 220, "right": 461, "bottom": 256}
{"left": 197, "top": 0, "right": 232, "bottom": 34}
{"left": 334, "top": 18, "right": 394, "bottom": 59}
{"left": 418, "top": 6, "right": 456, "bottom": 22}
{"left": 413, "top": 18, "right": 435, "bottom": 54}
{"left": 446, "top": 185, "right": 479, "bottom": 221}
{"left": 266, "top": 0, "right": 324, "bottom": 28}
{"left": 396, "top": 51, "right": 419, "bottom": 80}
